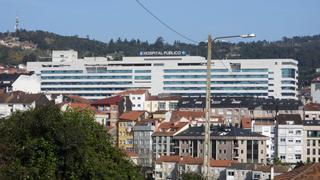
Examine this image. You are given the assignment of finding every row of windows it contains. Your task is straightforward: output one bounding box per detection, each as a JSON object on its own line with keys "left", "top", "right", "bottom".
{"left": 282, "top": 80, "right": 296, "bottom": 85}
{"left": 163, "top": 68, "right": 268, "bottom": 73}
{"left": 163, "top": 87, "right": 268, "bottom": 91}
{"left": 41, "top": 87, "right": 126, "bottom": 91}
{"left": 41, "top": 70, "right": 83, "bottom": 74}
{"left": 281, "top": 93, "right": 296, "bottom": 96}
{"left": 41, "top": 81, "right": 132, "bottom": 85}
{"left": 169, "top": 93, "right": 269, "bottom": 97}
{"left": 135, "top": 70, "right": 151, "bottom": 73}
{"left": 164, "top": 74, "right": 268, "bottom": 79}
{"left": 41, "top": 75, "right": 132, "bottom": 79}
{"left": 134, "top": 76, "right": 151, "bottom": 80}
{"left": 282, "top": 87, "right": 296, "bottom": 90}
{"left": 164, "top": 81, "right": 268, "bottom": 85}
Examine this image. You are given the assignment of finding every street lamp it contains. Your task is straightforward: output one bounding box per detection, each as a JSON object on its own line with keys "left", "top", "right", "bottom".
{"left": 203, "top": 33, "right": 256, "bottom": 180}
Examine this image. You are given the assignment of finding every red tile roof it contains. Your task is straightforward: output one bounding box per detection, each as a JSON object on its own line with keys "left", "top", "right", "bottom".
{"left": 305, "top": 103, "right": 320, "bottom": 111}
{"left": 126, "top": 151, "right": 138, "bottom": 158}
{"left": 118, "top": 111, "right": 145, "bottom": 121}
{"left": 65, "top": 94, "right": 91, "bottom": 104}
{"left": 241, "top": 117, "right": 251, "bottom": 129}
{"left": 153, "top": 121, "right": 188, "bottom": 136}
{"left": 156, "top": 156, "right": 234, "bottom": 167}
{"left": 91, "top": 95, "right": 122, "bottom": 106}
{"left": 67, "top": 103, "right": 96, "bottom": 111}
{"left": 275, "top": 163, "right": 320, "bottom": 180}
{"left": 118, "top": 89, "right": 148, "bottom": 96}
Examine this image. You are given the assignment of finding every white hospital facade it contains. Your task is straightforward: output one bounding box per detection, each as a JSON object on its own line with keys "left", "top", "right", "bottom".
{"left": 27, "top": 50, "right": 298, "bottom": 100}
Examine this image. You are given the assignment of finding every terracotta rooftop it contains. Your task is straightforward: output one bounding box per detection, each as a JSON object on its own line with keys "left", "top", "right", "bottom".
{"left": 126, "top": 151, "right": 138, "bottom": 158}
{"left": 156, "top": 156, "right": 234, "bottom": 167}
{"left": 153, "top": 121, "right": 188, "bottom": 136}
{"left": 117, "top": 89, "right": 148, "bottom": 96}
{"left": 66, "top": 102, "right": 96, "bottom": 111}
{"left": 275, "top": 163, "right": 320, "bottom": 180}
{"left": 91, "top": 95, "right": 122, "bottom": 106}
{"left": 305, "top": 103, "right": 320, "bottom": 111}
{"left": 64, "top": 94, "right": 91, "bottom": 104}
{"left": 241, "top": 117, "right": 251, "bottom": 129}
{"left": 118, "top": 111, "right": 145, "bottom": 121}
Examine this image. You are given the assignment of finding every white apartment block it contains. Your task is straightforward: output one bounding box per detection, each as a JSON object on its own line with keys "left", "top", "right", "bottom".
{"left": 27, "top": 50, "right": 298, "bottom": 100}
{"left": 252, "top": 120, "right": 276, "bottom": 163}
{"left": 275, "top": 114, "right": 303, "bottom": 163}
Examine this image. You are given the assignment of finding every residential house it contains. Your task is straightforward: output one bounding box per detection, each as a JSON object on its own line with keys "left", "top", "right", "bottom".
{"left": 226, "top": 163, "right": 289, "bottom": 180}
{"left": 0, "top": 92, "right": 50, "bottom": 118}
{"left": 304, "top": 103, "right": 320, "bottom": 120}
{"left": 154, "top": 155, "right": 234, "bottom": 180}
{"left": 275, "top": 163, "right": 320, "bottom": 180}
{"left": 311, "top": 76, "right": 320, "bottom": 103}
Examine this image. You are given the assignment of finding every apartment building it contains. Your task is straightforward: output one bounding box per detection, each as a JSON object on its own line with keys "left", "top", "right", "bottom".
{"left": 27, "top": 50, "right": 298, "bottom": 99}
{"left": 173, "top": 126, "right": 269, "bottom": 163}
{"left": 275, "top": 114, "right": 303, "bottom": 163}
{"left": 178, "top": 97, "right": 303, "bottom": 126}
{"left": 118, "top": 89, "right": 149, "bottom": 111}
{"left": 91, "top": 95, "right": 132, "bottom": 127}
{"left": 144, "top": 94, "right": 181, "bottom": 112}
{"left": 133, "top": 119, "right": 158, "bottom": 167}
{"left": 117, "top": 111, "right": 147, "bottom": 151}
{"left": 303, "top": 120, "right": 320, "bottom": 163}
{"left": 152, "top": 121, "right": 189, "bottom": 160}
{"left": 252, "top": 119, "right": 276, "bottom": 163}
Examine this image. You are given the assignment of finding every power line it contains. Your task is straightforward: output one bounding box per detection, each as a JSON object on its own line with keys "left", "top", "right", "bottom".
{"left": 135, "top": 0, "right": 198, "bottom": 44}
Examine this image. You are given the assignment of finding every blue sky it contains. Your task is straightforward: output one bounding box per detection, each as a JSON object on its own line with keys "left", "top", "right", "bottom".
{"left": 0, "top": 0, "right": 319, "bottom": 44}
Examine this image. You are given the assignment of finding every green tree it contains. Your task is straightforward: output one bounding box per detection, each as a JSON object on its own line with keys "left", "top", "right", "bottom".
{"left": 181, "top": 172, "right": 203, "bottom": 180}
{"left": 0, "top": 105, "right": 143, "bottom": 179}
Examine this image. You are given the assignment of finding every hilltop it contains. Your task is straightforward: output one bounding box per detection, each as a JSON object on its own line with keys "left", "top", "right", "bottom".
{"left": 0, "top": 29, "right": 320, "bottom": 86}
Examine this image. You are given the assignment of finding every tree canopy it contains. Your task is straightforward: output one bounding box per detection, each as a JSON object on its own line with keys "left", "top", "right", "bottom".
{"left": 0, "top": 105, "right": 143, "bottom": 179}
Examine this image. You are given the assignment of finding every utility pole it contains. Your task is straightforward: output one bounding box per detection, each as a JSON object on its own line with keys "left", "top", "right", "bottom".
{"left": 203, "top": 34, "right": 212, "bottom": 179}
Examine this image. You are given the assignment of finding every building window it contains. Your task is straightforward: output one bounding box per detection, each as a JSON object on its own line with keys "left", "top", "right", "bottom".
{"left": 288, "top": 130, "right": 293, "bottom": 134}
{"left": 280, "top": 155, "right": 285, "bottom": 160}
{"left": 137, "top": 104, "right": 141, "bottom": 107}
{"left": 158, "top": 102, "right": 166, "bottom": 110}
{"left": 228, "top": 171, "right": 235, "bottom": 176}
{"left": 313, "top": 149, "right": 316, "bottom": 155}
{"left": 295, "top": 154, "right": 301, "bottom": 160}
{"left": 296, "top": 130, "right": 301, "bottom": 135}
{"left": 137, "top": 97, "right": 141, "bottom": 100}
{"left": 307, "top": 149, "right": 310, "bottom": 155}
{"left": 313, "top": 140, "right": 316, "bottom": 146}
{"left": 296, "top": 140, "right": 301, "bottom": 143}
{"left": 280, "top": 138, "right": 285, "bottom": 143}
{"left": 288, "top": 139, "right": 293, "bottom": 143}
{"left": 307, "top": 140, "right": 310, "bottom": 146}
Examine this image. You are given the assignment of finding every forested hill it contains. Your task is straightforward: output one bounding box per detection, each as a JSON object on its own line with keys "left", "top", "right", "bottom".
{"left": 1, "top": 29, "right": 320, "bottom": 86}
